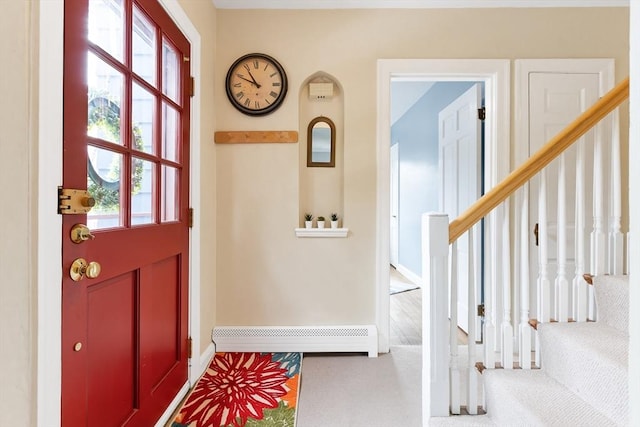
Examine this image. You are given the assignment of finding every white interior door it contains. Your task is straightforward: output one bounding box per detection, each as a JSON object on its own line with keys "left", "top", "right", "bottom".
{"left": 528, "top": 72, "right": 600, "bottom": 316}
{"left": 439, "top": 83, "right": 482, "bottom": 334}
{"left": 390, "top": 143, "right": 400, "bottom": 268}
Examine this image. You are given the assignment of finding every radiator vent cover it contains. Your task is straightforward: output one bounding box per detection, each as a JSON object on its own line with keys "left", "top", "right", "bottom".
{"left": 212, "top": 325, "right": 378, "bottom": 357}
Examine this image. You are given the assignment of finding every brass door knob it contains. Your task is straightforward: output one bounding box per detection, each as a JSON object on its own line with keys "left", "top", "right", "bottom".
{"left": 70, "top": 224, "right": 95, "bottom": 244}
{"left": 70, "top": 258, "right": 102, "bottom": 281}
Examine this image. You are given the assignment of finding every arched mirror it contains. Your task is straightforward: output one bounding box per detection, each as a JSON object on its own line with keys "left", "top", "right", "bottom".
{"left": 307, "top": 116, "right": 336, "bottom": 167}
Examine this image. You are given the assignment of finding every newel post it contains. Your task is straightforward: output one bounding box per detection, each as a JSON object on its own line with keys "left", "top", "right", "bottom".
{"left": 422, "top": 213, "right": 450, "bottom": 422}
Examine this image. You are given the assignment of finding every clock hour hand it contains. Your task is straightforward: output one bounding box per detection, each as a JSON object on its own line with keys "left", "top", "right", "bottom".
{"left": 247, "top": 70, "right": 262, "bottom": 88}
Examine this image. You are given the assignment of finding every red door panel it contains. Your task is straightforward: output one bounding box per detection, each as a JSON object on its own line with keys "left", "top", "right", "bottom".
{"left": 87, "top": 273, "right": 136, "bottom": 427}
{"left": 62, "top": 1, "right": 190, "bottom": 425}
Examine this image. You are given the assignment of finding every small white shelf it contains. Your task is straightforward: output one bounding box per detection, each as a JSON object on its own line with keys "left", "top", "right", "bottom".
{"left": 295, "top": 227, "right": 349, "bottom": 238}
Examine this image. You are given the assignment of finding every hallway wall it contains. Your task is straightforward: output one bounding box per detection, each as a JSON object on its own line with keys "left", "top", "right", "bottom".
{"left": 214, "top": 7, "right": 629, "bottom": 328}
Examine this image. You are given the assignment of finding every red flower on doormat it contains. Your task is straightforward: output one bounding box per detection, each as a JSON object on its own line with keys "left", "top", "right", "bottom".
{"left": 178, "top": 352, "right": 289, "bottom": 427}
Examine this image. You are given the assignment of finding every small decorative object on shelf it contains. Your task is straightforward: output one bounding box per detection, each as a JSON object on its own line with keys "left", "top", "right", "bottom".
{"left": 330, "top": 213, "right": 339, "bottom": 229}
{"left": 317, "top": 216, "right": 326, "bottom": 229}
{"left": 304, "top": 213, "right": 313, "bottom": 229}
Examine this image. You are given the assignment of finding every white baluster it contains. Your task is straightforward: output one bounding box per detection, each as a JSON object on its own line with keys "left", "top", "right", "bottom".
{"left": 573, "top": 137, "right": 588, "bottom": 322}
{"left": 519, "top": 188, "right": 532, "bottom": 369}
{"left": 590, "top": 123, "right": 606, "bottom": 320}
{"left": 450, "top": 241, "right": 460, "bottom": 415}
{"left": 467, "top": 227, "right": 478, "bottom": 415}
{"left": 556, "top": 153, "right": 569, "bottom": 322}
{"left": 537, "top": 171, "right": 551, "bottom": 323}
{"left": 484, "top": 212, "right": 496, "bottom": 370}
{"left": 609, "top": 109, "right": 624, "bottom": 275}
{"left": 627, "top": 233, "right": 631, "bottom": 275}
{"left": 501, "top": 203, "right": 514, "bottom": 370}
{"left": 422, "top": 213, "right": 450, "bottom": 418}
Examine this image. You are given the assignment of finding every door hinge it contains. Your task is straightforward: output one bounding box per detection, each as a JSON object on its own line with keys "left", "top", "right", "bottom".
{"left": 58, "top": 187, "right": 95, "bottom": 215}
{"left": 189, "top": 76, "right": 195, "bottom": 97}
{"left": 477, "top": 107, "right": 486, "bottom": 121}
{"left": 187, "top": 336, "right": 193, "bottom": 359}
{"left": 188, "top": 207, "right": 194, "bottom": 228}
{"left": 477, "top": 304, "right": 485, "bottom": 317}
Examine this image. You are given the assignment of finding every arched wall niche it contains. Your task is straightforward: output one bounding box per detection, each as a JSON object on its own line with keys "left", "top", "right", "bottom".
{"left": 297, "top": 71, "right": 345, "bottom": 230}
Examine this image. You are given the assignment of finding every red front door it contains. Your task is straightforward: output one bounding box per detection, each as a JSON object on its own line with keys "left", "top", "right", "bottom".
{"left": 61, "top": 1, "right": 191, "bottom": 425}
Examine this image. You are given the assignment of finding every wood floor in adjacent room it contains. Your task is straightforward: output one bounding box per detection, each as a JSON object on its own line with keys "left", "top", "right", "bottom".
{"left": 389, "top": 267, "right": 467, "bottom": 346}
{"left": 390, "top": 286, "right": 422, "bottom": 346}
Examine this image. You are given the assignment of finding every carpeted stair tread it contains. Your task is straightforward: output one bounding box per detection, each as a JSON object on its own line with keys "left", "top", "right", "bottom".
{"left": 592, "top": 274, "right": 628, "bottom": 334}
{"left": 484, "top": 369, "right": 616, "bottom": 427}
{"left": 538, "top": 321, "right": 628, "bottom": 424}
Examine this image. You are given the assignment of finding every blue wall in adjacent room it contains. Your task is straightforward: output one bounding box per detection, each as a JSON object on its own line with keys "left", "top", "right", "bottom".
{"left": 391, "top": 81, "right": 480, "bottom": 277}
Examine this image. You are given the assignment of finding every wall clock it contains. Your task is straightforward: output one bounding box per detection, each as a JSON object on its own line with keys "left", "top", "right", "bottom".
{"left": 225, "top": 53, "right": 288, "bottom": 116}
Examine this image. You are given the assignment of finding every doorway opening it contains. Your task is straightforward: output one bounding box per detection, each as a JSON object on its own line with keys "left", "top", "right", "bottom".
{"left": 389, "top": 80, "right": 485, "bottom": 345}
{"left": 376, "top": 59, "right": 511, "bottom": 354}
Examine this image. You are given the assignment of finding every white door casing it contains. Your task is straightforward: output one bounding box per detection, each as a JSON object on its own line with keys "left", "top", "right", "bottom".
{"left": 37, "top": 1, "right": 204, "bottom": 425}
{"left": 376, "top": 59, "right": 510, "bottom": 355}
{"left": 439, "top": 83, "right": 483, "bottom": 336}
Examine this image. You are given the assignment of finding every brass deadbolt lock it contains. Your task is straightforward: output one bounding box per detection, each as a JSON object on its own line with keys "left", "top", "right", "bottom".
{"left": 70, "top": 258, "right": 101, "bottom": 281}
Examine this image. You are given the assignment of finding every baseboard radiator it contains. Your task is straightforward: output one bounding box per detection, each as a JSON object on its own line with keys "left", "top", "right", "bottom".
{"left": 212, "top": 325, "right": 378, "bottom": 357}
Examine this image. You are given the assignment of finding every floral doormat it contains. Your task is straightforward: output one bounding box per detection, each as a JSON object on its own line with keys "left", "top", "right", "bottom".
{"left": 172, "top": 352, "right": 302, "bottom": 427}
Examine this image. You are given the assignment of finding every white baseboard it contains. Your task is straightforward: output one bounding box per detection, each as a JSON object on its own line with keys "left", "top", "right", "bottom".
{"left": 197, "top": 342, "right": 216, "bottom": 378}
{"left": 213, "top": 325, "right": 378, "bottom": 357}
{"left": 396, "top": 264, "right": 422, "bottom": 286}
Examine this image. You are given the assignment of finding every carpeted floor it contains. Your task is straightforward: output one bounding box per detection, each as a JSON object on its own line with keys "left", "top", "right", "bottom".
{"left": 172, "top": 352, "right": 301, "bottom": 427}
{"left": 296, "top": 345, "right": 422, "bottom": 427}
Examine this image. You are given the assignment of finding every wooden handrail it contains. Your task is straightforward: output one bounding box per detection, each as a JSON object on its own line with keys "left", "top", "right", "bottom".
{"left": 449, "top": 77, "right": 629, "bottom": 244}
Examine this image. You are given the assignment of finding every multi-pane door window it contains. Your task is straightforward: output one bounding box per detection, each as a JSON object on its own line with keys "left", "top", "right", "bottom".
{"left": 86, "top": 0, "right": 183, "bottom": 230}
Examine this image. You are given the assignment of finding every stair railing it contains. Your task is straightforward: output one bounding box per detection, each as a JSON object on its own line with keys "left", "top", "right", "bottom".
{"left": 423, "top": 77, "right": 629, "bottom": 419}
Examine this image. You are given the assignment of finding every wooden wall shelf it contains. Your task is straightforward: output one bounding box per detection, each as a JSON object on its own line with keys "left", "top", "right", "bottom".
{"left": 214, "top": 130, "right": 298, "bottom": 144}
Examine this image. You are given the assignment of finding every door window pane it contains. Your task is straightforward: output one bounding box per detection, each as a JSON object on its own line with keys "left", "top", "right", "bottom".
{"left": 162, "top": 165, "right": 179, "bottom": 222}
{"left": 162, "top": 102, "right": 179, "bottom": 162}
{"left": 88, "top": 52, "right": 124, "bottom": 145}
{"left": 132, "top": 157, "right": 155, "bottom": 225}
{"left": 88, "top": 0, "right": 124, "bottom": 63}
{"left": 132, "top": 5, "right": 156, "bottom": 86}
{"left": 162, "top": 38, "right": 180, "bottom": 104}
{"left": 87, "top": 146, "right": 123, "bottom": 229}
{"left": 132, "top": 82, "right": 155, "bottom": 154}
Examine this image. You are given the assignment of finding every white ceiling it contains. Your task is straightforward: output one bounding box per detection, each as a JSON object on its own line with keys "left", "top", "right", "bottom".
{"left": 213, "top": 0, "right": 627, "bottom": 10}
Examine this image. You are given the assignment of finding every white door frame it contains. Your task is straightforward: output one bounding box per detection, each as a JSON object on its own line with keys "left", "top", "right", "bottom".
{"left": 37, "top": 1, "right": 203, "bottom": 425}
{"left": 376, "top": 59, "right": 510, "bottom": 353}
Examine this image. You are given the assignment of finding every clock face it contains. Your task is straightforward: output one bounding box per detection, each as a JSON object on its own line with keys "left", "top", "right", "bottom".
{"left": 225, "top": 53, "right": 288, "bottom": 116}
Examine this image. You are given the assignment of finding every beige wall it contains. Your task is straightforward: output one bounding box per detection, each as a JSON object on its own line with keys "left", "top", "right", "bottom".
{"left": 214, "top": 7, "right": 629, "bottom": 326}
{"left": 0, "top": 1, "right": 36, "bottom": 425}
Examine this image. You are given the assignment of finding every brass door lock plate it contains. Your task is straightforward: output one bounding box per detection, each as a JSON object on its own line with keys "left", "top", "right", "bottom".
{"left": 58, "top": 187, "right": 95, "bottom": 214}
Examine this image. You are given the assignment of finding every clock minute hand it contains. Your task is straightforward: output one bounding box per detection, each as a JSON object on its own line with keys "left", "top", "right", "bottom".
{"left": 247, "top": 70, "right": 262, "bottom": 88}
{"left": 237, "top": 75, "right": 259, "bottom": 87}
